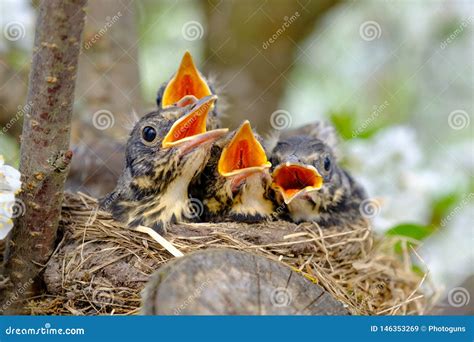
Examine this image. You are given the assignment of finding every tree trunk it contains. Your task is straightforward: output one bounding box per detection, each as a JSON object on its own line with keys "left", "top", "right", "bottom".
{"left": 142, "top": 249, "right": 349, "bottom": 315}
{"left": 1, "top": 0, "right": 87, "bottom": 314}
{"left": 202, "top": 0, "right": 340, "bottom": 133}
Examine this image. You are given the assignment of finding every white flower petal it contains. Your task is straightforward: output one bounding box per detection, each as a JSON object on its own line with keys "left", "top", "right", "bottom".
{"left": 0, "top": 164, "right": 21, "bottom": 180}
{"left": 0, "top": 210, "right": 11, "bottom": 223}
{"left": 0, "top": 192, "right": 15, "bottom": 204}
{"left": 0, "top": 178, "right": 21, "bottom": 193}
{"left": 0, "top": 218, "right": 13, "bottom": 240}
{"left": 0, "top": 156, "right": 21, "bottom": 239}
{"left": 0, "top": 164, "right": 22, "bottom": 193}
{"left": 0, "top": 201, "right": 13, "bottom": 216}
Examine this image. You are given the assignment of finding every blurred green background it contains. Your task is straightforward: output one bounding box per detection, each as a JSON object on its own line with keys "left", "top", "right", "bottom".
{"left": 0, "top": 0, "right": 473, "bottom": 298}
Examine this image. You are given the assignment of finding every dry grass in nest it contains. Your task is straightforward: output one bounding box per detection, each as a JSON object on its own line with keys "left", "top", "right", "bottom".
{"left": 27, "top": 193, "right": 435, "bottom": 315}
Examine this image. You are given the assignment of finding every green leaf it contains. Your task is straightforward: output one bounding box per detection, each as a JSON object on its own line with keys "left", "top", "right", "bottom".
{"left": 329, "top": 106, "right": 391, "bottom": 141}
{"left": 329, "top": 110, "right": 358, "bottom": 140}
{"left": 430, "top": 192, "right": 461, "bottom": 227}
{"left": 412, "top": 265, "right": 425, "bottom": 277}
{"left": 385, "top": 223, "right": 433, "bottom": 241}
{"left": 0, "top": 134, "right": 20, "bottom": 167}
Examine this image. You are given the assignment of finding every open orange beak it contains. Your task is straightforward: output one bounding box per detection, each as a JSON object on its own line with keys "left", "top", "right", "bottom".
{"left": 161, "top": 51, "right": 213, "bottom": 107}
{"left": 162, "top": 95, "right": 228, "bottom": 152}
{"left": 272, "top": 163, "right": 323, "bottom": 204}
{"left": 218, "top": 120, "right": 271, "bottom": 179}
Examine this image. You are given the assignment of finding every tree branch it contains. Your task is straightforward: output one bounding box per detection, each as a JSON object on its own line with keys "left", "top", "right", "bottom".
{"left": 1, "top": 0, "right": 87, "bottom": 314}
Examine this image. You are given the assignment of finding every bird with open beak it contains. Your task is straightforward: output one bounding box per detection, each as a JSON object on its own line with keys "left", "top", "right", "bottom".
{"left": 156, "top": 51, "right": 220, "bottom": 129}
{"left": 270, "top": 127, "right": 367, "bottom": 228}
{"left": 100, "top": 95, "right": 228, "bottom": 233}
{"left": 192, "top": 120, "right": 274, "bottom": 222}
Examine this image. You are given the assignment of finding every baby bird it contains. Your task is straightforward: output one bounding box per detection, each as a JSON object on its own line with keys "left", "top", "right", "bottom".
{"left": 100, "top": 95, "right": 228, "bottom": 233}
{"left": 192, "top": 120, "right": 274, "bottom": 222}
{"left": 270, "top": 126, "right": 367, "bottom": 228}
{"left": 156, "top": 51, "right": 220, "bottom": 129}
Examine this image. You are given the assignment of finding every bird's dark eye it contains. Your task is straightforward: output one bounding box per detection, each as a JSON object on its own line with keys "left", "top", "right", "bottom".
{"left": 323, "top": 156, "right": 331, "bottom": 171}
{"left": 142, "top": 126, "right": 157, "bottom": 143}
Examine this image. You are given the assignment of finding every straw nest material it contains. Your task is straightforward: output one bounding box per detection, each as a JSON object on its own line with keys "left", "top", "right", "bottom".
{"left": 27, "top": 192, "right": 434, "bottom": 315}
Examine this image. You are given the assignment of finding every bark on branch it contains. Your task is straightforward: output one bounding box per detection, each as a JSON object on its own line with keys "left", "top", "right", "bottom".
{"left": 1, "top": 0, "right": 87, "bottom": 313}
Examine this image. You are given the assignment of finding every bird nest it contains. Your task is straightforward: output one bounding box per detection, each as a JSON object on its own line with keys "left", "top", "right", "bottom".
{"left": 27, "top": 192, "right": 434, "bottom": 315}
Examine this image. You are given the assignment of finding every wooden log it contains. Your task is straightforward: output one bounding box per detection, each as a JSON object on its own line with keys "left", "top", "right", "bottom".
{"left": 141, "top": 249, "right": 349, "bottom": 315}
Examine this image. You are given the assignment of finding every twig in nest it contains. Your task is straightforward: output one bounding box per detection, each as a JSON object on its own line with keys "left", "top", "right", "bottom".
{"left": 134, "top": 226, "right": 184, "bottom": 258}
{"left": 0, "top": 275, "right": 10, "bottom": 289}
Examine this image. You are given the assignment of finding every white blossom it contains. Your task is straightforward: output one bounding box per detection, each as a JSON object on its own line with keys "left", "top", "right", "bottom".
{"left": 0, "top": 155, "right": 21, "bottom": 239}
{"left": 344, "top": 126, "right": 469, "bottom": 232}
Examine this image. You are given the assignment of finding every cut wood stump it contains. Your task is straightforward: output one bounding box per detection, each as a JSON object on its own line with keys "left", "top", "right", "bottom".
{"left": 141, "top": 249, "right": 349, "bottom": 315}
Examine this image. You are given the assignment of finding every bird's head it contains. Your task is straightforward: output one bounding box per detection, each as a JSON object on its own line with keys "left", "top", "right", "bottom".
{"left": 270, "top": 136, "right": 336, "bottom": 204}
{"left": 217, "top": 120, "right": 271, "bottom": 193}
{"left": 156, "top": 51, "right": 213, "bottom": 108}
{"left": 126, "top": 95, "right": 228, "bottom": 190}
